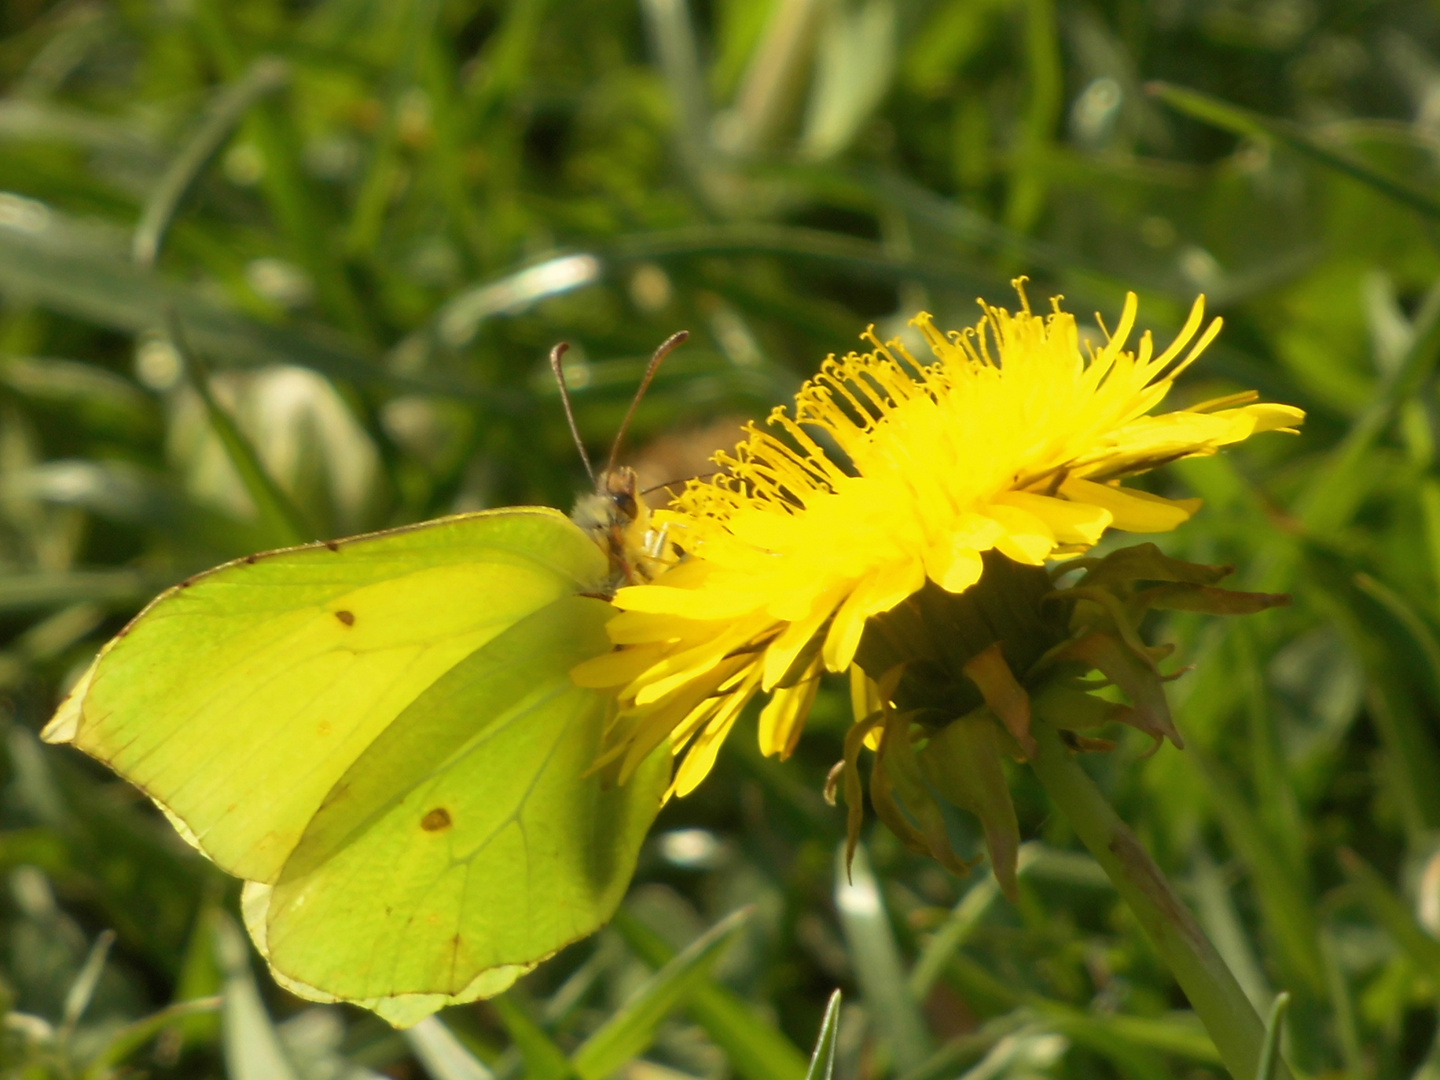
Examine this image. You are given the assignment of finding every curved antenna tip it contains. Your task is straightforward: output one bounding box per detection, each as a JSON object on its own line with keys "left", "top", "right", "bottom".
{"left": 550, "top": 341, "right": 595, "bottom": 483}
{"left": 605, "top": 330, "right": 690, "bottom": 477}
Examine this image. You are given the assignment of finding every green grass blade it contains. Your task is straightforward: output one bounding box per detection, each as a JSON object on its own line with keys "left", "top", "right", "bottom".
{"left": 1338, "top": 849, "right": 1440, "bottom": 981}
{"left": 572, "top": 908, "right": 752, "bottom": 1080}
{"left": 1003, "top": 0, "right": 1061, "bottom": 235}
{"left": 404, "top": 1016, "right": 496, "bottom": 1080}
{"left": 804, "top": 991, "right": 841, "bottom": 1080}
{"left": 1308, "top": 566, "right": 1440, "bottom": 835}
{"left": 0, "top": 212, "right": 480, "bottom": 399}
{"left": 190, "top": 0, "right": 371, "bottom": 337}
{"left": 604, "top": 224, "right": 994, "bottom": 293}
{"left": 132, "top": 56, "right": 291, "bottom": 270}
{"left": 1190, "top": 751, "right": 1325, "bottom": 994}
{"left": 169, "top": 315, "right": 313, "bottom": 547}
{"left": 834, "top": 843, "right": 931, "bottom": 1073}
{"left": 1351, "top": 573, "right": 1440, "bottom": 701}
{"left": 215, "top": 916, "right": 299, "bottom": 1080}
{"left": 0, "top": 570, "right": 154, "bottom": 612}
{"left": 82, "top": 996, "right": 222, "bottom": 1080}
{"left": 1297, "top": 289, "right": 1440, "bottom": 537}
{"left": 610, "top": 908, "right": 808, "bottom": 1080}
{"left": 59, "top": 928, "right": 114, "bottom": 1040}
{"left": 1148, "top": 82, "right": 1440, "bottom": 222}
{"left": 1255, "top": 992, "right": 1290, "bottom": 1080}
{"left": 908, "top": 843, "right": 1085, "bottom": 1000}
{"left": 492, "top": 995, "right": 574, "bottom": 1080}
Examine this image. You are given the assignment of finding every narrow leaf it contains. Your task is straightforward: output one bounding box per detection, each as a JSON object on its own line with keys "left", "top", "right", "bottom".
{"left": 493, "top": 995, "right": 574, "bottom": 1080}
{"left": 168, "top": 314, "right": 313, "bottom": 547}
{"left": 1148, "top": 82, "right": 1440, "bottom": 221}
{"left": 804, "top": 991, "right": 842, "bottom": 1080}
{"left": 59, "top": 929, "right": 115, "bottom": 1038}
{"left": 1338, "top": 849, "right": 1440, "bottom": 980}
{"left": 1255, "top": 992, "right": 1290, "bottom": 1080}
{"left": 133, "top": 57, "right": 291, "bottom": 269}
{"left": 82, "top": 997, "right": 222, "bottom": 1079}
{"left": 610, "top": 909, "right": 808, "bottom": 1080}
{"left": 572, "top": 908, "right": 752, "bottom": 1080}
{"left": 834, "top": 843, "right": 931, "bottom": 1073}
{"left": 404, "top": 1016, "right": 496, "bottom": 1080}
{"left": 216, "top": 917, "right": 300, "bottom": 1080}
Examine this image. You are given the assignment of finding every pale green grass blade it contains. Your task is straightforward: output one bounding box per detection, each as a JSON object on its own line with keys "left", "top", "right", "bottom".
{"left": 58, "top": 928, "right": 114, "bottom": 1041}
{"left": 170, "top": 315, "right": 313, "bottom": 546}
{"left": 216, "top": 916, "right": 300, "bottom": 1080}
{"left": 405, "top": 1016, "right": 495, "bottom": 1080}
{"left": 492, "top": 995, "right": 574, "bottom": 1080}
{"left": 803, "top": 990, "right": 841, "bottom": 1080}
{"left": 1255, "top": 993, "right": 1291, "bottom": 1080}
{"left": 1149, "top": 82, "right": 1440, "bottom": 222}
{"left": 572, "top": 908, "right": 751, "bottom": 1080}
{"left": 0, "top": 210, "right": 480, "bottom": 399}
{"left": 82, "top": 996, "right": 222, "bottom": 1080}
{"left": 610, "top": 908, "right": 808, "bottom": 1080}
{"left": 133, "top": 56, "right": 291, "bottom": 269}
{"left": 834, "top": 843, "right": 930, "bottom": 1073}
{"left": 1339, "top": 849, "right": 1440, "bottom": 981}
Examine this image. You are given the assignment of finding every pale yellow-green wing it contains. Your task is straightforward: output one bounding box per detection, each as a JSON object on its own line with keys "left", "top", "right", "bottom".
{"left": 243, "top": 595, "right": 668, "bottom": 1011}
{"left": 42, "top": 508, "right": 615, "bottom": 884}
{"left": 43, "top": 507, "right": 670, "bottom": 1022}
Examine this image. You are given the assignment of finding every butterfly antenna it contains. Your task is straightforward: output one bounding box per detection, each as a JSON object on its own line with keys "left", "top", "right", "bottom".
{"left": 605, "top": 330, "right": 688, "bottom": 477}
{"left": 640, "top": 472, "right": 717, "bottom": 498}
{"left": 550, "top": 342, "right": 596, "bottom": 484}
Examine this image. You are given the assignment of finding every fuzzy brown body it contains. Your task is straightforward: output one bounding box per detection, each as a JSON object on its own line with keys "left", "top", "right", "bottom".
{"left": 570, "top": 465, "right": 670, "bottom": 591}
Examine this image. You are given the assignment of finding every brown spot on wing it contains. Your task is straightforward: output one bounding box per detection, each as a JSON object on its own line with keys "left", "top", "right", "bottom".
{"left": 244, "top": 555, "right": 258, "bottom": 565}
{"left": 325, "top": 540, "right": 340, "bottom": 552}
{"left": 421, "top": 808, "right": 452, "bottom": 832}
{"left": 334, "top": 610, "right": 355, "bottom": 626}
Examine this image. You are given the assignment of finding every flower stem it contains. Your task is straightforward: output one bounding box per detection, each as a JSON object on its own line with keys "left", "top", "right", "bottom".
{"left": 1027, "top": 720, "right": 1289, "bottom": 1080}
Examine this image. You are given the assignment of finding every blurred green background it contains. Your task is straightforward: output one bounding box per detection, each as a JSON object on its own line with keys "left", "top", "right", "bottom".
{"left": 0, "top": 0, "right": 1437, "bottom": 1076}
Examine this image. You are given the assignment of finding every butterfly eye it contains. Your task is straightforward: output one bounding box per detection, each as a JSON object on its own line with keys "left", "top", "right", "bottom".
{"left": 611, "top": 491, "right": 638, "bottom": 520}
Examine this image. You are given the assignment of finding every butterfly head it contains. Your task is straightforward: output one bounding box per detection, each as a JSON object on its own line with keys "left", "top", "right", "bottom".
{"left": 571, "top": 466, "right": 673, "bottom": 588}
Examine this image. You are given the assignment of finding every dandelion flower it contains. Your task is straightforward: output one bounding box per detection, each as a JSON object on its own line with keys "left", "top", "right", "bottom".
{"left": 574, "top": 285, "right": 1304, "bottom": 797}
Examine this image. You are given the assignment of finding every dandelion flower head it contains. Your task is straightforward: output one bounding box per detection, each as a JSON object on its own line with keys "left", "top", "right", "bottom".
{"left": 574, "top": 285, "right": 1304, "bottom": 796}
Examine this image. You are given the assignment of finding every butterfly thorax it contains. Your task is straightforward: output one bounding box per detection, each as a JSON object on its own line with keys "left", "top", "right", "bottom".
{"left": 571, "top": 466, "right": 672, "bottom": 590}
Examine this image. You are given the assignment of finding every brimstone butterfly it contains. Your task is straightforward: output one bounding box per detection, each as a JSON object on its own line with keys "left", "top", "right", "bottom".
{"left": 41, "top": 334, "right": 690, "bottom": 1027}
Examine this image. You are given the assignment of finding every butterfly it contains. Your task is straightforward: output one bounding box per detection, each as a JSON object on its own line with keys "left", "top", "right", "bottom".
{"left": 41, "top": 332, "right": 689, "bottom": 1027}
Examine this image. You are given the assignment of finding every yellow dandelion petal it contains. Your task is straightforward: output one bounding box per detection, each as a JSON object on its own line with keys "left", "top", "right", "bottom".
{"left": 571, "top": 641, "right": 670, "bottom": 687}
{"left": 587, "top": 288, "right": 1304, "bottom": 794}
{"left": 762, "top": 582, "right": 850, "bottom": 689}
{"left": 1060, "top": 477, "right": 1200, "bottom": 532}
{"left": 671, "top": 671, "right": 764, "bottom": 797}
{"left": 923, "top": 536, "right": 987, "bottom": 594}
{"left": 992, "top": 491, "right": 1112, "bottom": 546}
{"left": 821, "top": 555, "right": 927, "bottom": 671}
{"left": 758, "top": 660, "right": 823, "bottom": 758}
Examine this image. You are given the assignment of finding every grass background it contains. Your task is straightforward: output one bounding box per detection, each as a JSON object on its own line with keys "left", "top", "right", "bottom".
{"left": 0, "top": 0, "right": 1436, "bottom": 1077}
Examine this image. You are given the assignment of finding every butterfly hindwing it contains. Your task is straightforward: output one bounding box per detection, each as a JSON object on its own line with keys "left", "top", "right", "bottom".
{"left": 255, "top": 594, "right": 667, "bottom": 1003}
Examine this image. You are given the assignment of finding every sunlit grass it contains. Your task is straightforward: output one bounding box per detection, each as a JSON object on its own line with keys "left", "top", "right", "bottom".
{"left": 0, "top": 0, "right": 1437, "bottom": 1077}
